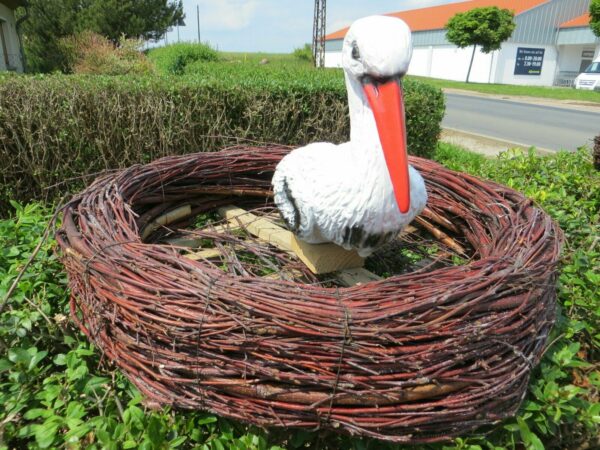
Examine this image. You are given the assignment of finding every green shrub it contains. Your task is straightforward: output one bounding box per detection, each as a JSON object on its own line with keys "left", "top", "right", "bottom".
{"left": 293, "top": 44, "right": 313, "bottom": 62}
{"left": 0, "top": 72, "right": 444, "bottom": 213}
{"left": 147, "top": 43, "right": 220, "bottom": 74}
{"left": 59, "top": 32, "right": 154, "bottom": 76}
{"left": 1, "top": 147, "right": 597, "bottom": 449}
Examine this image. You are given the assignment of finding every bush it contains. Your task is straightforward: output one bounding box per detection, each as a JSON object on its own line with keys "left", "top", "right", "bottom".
{"left": 0, "top": 72, "right": 444, "bottom": 213}
{"left": 593, "top": 134, "right": 600, "bottom": 170}
{"left": 147, "top": 43, "right": 220, "bottom": 74}
{"left": 293, "top": 44, "right": 313, "bottom": 62}
{"left": 59, "top": 32, "right": 154, "bottom": 75}
{"left": 0, "top": 147, "right": 597, "bottom": 449}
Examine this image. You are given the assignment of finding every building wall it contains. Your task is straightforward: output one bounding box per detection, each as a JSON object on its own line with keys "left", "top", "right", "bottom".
{"left": 557, "top": 27, "right": 600, "bottom": 45}
{"left": 557, "top": 45, "right": 600, "bottom": 70}
{"left": 324, "top": 0, "right": 594, "bottom": 86}
{"left": 423, "top": 46, "right": 495, "bottom": 83}
{"left": 492, "top": 43, "right": 558, "bottom": 86}
{"left": 510, "top": 0, "right": 590, "bottom": 44}
{"left": 0, "top": 2, "right": 23, "bottom": 72}
{"left": 328, "top": 41, "right": 574, "bottom": 86}
{"left": 324, "top": 50, "right": 343, "bottom": 68}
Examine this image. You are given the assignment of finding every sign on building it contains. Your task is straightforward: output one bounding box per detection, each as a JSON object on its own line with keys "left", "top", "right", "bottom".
{"left": 514, "top": 47, "right": 545, "bottom": 76}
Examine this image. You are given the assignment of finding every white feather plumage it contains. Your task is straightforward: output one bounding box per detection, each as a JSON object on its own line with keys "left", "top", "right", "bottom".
{"left": 272, "top": 16, "right": 427, "bottom": 257}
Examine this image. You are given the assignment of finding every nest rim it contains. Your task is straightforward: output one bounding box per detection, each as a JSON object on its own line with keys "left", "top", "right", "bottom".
{"left": 56, "top": 145, "right": 563, "bottom": 444}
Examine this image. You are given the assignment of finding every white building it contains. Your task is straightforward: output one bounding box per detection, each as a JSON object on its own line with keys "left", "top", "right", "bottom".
{"left": 0, "top": 0, "right": 26, "bottom": 72}
{"left": 324, "top": 0, "right": 600, "bottom": 87}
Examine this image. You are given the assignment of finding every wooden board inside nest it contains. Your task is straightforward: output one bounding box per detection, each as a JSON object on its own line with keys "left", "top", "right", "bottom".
{"left": 141, "top": 202, "right": 470, "bottom": 287}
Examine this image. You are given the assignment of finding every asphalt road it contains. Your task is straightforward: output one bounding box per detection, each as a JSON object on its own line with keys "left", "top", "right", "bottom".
{"left": 443, "top": 93, "right": 600, "bottom": 152}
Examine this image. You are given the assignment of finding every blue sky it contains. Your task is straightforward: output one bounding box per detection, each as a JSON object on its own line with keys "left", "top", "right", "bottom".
{"left": 162, "top": 0, "right": 463, "bottom": 52}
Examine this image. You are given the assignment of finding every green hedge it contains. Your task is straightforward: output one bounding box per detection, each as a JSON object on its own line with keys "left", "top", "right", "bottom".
{"left": 147, "top": 43, "right": 220, "bottom": 74}
{"left": 0, "top": 71, "right": 444, "bottom": 213}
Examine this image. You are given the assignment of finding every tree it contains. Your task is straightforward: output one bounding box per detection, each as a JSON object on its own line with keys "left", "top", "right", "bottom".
{"left": 445, "top": 7, "right": 515, "bottom": 83}
{"left": 78, "top": 0, "right": 185, "bottom": 43}
{"left": 17, "top": 0, "right": 184, "bottom": 73}
{"left": 591, "top": 0, "right": 600, "bottom": 37}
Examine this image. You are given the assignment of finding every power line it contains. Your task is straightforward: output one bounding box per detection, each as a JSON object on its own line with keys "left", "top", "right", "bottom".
{"left": 197, "top": 4, "right": 201, "bottom": 43}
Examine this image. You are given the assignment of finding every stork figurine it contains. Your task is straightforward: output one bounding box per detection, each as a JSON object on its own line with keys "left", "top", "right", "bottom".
{"left": 272, "top": 16, "right": 427, "bottom": 257}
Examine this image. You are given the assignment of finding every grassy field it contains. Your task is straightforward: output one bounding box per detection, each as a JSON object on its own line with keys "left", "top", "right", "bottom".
{"left": 412, "top": 75, "right": 600, "bottom": 103}
{"left": 220, "top": 51, "right": 313, "bottom": 69}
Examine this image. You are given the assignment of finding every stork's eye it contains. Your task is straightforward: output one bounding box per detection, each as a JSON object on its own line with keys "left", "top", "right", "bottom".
{"left": 351, "top": 42, "right": 360, "bottom": 60}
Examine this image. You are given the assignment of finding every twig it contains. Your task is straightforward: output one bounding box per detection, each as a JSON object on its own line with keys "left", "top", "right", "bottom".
{"left": 414, "top": 216, "right": 467, "bottom": 255}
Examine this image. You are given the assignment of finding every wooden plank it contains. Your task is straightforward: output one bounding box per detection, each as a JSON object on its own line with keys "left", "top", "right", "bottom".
{"left": 336, "top": 268, "right": 383, "bottom": 287}
{"left": 291, "top": 237, "right": 364, "bottom": 275}
{"left": 400, "top": 225, "right": 418, "bottom": 237}
{"left": 185, "top": 248, "right": 223, "bottom": 260}
{"left": 201, "top": 224, "right": 240, "bottom": 234}
{"left": 218, "top": 206, "right": 294, "bottom": 252}
{"left": 217, "top": 205, "right": 364, "bottom": 275}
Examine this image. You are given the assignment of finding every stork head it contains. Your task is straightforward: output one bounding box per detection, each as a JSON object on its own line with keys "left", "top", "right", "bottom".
{"left": 342, "top": 15, "right": 412, "bottom": 81}
{"left": 342, "top": 16, "right": 413, "bottom": 214}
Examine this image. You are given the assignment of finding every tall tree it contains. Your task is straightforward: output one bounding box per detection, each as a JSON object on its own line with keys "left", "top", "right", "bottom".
{"left": 445, "top": 6, "right": 515, "bottom": 83}
{"left": 78, "top": 0, "right": 185, "bottom": 43}
{"left": 18, "top": 0, "right": 184, "bottom": 73}
{"left": 591, "top": 0, "right": 600, "bottom": 37}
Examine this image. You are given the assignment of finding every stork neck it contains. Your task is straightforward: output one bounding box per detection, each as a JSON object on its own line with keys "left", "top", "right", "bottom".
{"left": 345, "top": 72, "right": 381, "bottom": 151}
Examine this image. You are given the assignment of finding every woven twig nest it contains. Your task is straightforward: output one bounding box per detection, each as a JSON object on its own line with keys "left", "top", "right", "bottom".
{"left": 57, "top": 146, "right": 562, "bottom": 443}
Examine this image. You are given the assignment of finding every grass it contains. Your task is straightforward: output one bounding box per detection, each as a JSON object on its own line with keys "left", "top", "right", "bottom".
{"left": 411, "top": 75, "right": 600, "bottom": 104}
{"left": 220, "top": 52, "right": 313, "bottom": 69}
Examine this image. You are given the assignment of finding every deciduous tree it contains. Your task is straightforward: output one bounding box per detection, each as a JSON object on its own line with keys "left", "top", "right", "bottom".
{"left": 591, "top": 0, "right": 600, "bottom": 37}
{"left": 17, "top": 0, "right": 184, "bottom": 73}
{"left": 446, "top": 7, "right": 515, "bottom": 83}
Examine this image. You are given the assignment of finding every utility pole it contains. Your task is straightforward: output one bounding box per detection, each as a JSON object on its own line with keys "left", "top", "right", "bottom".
{"left": 312, "top": 0, "right": 326, "bottom": 68}
{"left": 197, "top": 5, "right": 201, "bottom": 43}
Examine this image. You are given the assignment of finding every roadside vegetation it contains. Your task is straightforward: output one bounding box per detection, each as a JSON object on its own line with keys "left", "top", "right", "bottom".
{"left": 412, "top": 75, "right": 600, "bottom": 103}
{"left": 0, "top": 40, "right": 598, "bottom": 449}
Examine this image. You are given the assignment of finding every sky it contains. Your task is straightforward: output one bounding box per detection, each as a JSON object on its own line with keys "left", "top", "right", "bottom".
{"left": 162, "top": 0, "right": 465, "bottom": 53}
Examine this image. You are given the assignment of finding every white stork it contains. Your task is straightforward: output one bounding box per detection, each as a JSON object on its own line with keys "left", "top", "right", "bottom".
{"left": 272, "top": 16, "right": 427, "bottom": 257}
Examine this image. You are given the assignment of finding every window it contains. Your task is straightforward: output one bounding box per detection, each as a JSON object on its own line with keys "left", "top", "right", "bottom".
{"left": 584, "top": 62, "right": 600, "bottom": 74}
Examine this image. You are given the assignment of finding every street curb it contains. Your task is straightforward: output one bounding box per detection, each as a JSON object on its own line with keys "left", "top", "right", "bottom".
{"left": 443, "top": 88, "right": 600, "bottom": 114}
{"left": 441, "top": 127, "right": 555, "bottom": 157}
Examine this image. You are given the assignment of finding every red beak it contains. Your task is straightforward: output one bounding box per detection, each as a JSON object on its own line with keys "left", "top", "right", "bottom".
{"left": 363, "top": 78, "right": 410, "bottom": 214}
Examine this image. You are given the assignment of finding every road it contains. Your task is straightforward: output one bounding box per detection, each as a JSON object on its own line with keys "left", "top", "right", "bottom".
{"left": 443, "top": 93, "right": 600, "bottom": 152}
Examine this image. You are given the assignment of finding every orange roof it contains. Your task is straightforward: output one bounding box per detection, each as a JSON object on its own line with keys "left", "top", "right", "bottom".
{"left": 325, "top": 0, "right": 549, "bottom": 40}
{"left": 559, "top": 13, "right": 590, "bottom": 29}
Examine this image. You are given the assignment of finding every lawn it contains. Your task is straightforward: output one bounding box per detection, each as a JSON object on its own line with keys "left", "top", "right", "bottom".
{"left": 220, "top": 51, "right": 313, "bottom": 69}
{"left": 411, "top": 76, "right": 600, "bottom": 104}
